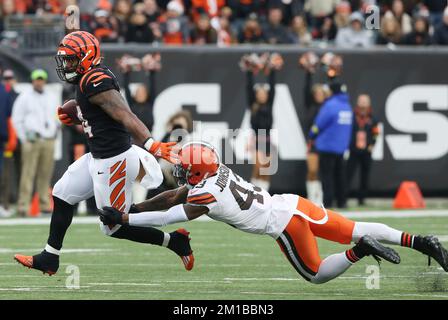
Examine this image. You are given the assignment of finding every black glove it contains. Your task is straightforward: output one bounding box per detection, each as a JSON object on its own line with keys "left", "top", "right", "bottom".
{"left": 129, "top": 203, "right": 141, "bottom": 213}
{"left": 99, "top": 206, "right": 124, "bottom": 225}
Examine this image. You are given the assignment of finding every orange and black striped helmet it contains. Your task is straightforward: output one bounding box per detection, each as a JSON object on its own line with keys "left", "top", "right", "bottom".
{"left": 55, "top": 31, "right": 101, "bottom": 83}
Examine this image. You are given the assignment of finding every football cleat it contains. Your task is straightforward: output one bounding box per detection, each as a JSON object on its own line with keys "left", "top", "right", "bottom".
{"left": 356, "top": 235, "right": 401, "bottom": 264}
{"left": 168, "top": 228, "right": 195, "bottom": 271}
{"left": 417, "top": 235, "right": 448, "bottom": 272}
{"left": 14, "top": 250, "right": 59, "bottom": 276}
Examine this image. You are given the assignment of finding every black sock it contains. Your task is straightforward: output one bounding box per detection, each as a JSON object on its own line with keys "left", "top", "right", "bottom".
{"left": 401, "top": 232, "right": 419, "bottom": 249}
{"left": 47, "top": 197, "right": 74, "bottom": 251}
{"left": 111, "top": 224, "right": 164, "bottom": 246}
{"left": 345, "top": 246, "right": 365, "bottom": 263}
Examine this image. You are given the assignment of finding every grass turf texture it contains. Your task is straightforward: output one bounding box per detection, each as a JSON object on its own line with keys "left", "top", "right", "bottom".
{"left": 1, "top": 216, "right": 447, "bottom": 299}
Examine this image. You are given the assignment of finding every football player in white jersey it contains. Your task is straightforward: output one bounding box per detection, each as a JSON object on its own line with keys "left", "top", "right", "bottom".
{"left": 100, "top": 142, "right": 448, "bottom": 284}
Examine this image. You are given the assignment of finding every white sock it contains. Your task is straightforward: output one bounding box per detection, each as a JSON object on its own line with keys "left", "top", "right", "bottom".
{"left": 310, "top": 252, "right": 352, "bottom": 284}
{"left": 314, "top": 180, "right": 323, "bottom": 205}
{"left": 162, "top": 232, "right": 170, "bottom": 247}
{"left": 306, "top": 180, "right": 322, "bottom": 205}
{"left": 352, "top": 222, "right": 402, "bottom": 245}
{"left": 45, "top": 244, "right": 60, "bottom": 256}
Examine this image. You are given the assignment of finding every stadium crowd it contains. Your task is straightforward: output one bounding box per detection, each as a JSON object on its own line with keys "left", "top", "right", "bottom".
{"left": 1, "top": 0, "right": 448, "bottom": 46}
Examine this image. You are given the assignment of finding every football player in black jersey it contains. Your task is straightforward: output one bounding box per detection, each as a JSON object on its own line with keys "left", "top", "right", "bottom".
{"left": 14, "top": 31, "right": 194, "bottom": 275}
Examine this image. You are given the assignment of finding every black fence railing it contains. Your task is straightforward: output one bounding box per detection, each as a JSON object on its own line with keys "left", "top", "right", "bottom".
{"left": 2, "top": 14, "right": 65, "bottom": 53}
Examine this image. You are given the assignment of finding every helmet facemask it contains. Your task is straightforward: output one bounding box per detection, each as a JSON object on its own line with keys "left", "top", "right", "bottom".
{"left": 55, "top": 53, "right": 81, "bottom": 83}
{"left": 173, "top": 163, "right": 193, "bottom": 189}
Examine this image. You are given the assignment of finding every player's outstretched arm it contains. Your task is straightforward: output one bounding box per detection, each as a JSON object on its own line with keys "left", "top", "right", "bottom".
{"left": 89, "top": 89, "right": 176, "bottom": 162}
{"left": 133, "top": 186, "right": 189, "bottom": 212}
{"left": 99, "top": 203, "right": 208, "bottom": 227}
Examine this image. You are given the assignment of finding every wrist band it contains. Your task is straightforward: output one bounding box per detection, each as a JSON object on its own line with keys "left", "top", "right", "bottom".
{"left": 144, "top": 137, "right": 154, "bottom": 150}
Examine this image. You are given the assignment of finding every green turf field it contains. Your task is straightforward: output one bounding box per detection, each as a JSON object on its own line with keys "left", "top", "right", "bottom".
{"left": 1, "top": 216, "right": 447, "bottom": 300}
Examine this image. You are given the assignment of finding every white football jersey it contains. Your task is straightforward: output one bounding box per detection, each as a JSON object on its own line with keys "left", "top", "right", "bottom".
{"left": 186, "top": 165, "right": 294, "bottom": 238}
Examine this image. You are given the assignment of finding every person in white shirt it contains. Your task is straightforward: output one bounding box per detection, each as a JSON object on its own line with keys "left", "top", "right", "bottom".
{"left": 99, "top": 142, "right": 448, "bottom": 284}
{"left": 335, "top": 12, "right": 374, "bottom": 48}
{"left": 12, "top": 69, "right": 59, "bottom": 216}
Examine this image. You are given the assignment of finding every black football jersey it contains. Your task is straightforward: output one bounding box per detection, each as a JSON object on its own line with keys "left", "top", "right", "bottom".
{"left": 75, "top": 66, "right": 131, "bottom": 159}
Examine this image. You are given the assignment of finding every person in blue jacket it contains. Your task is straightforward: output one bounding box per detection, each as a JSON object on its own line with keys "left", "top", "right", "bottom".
{"left": 309, "top": 82, "right": 352, "bottom": 208}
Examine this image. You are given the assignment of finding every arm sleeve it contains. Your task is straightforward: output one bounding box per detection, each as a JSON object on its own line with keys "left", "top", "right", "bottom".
{"left": 246, "top": 71, "right": 255, "bottom": 108}
{"left": 309, "top": 105, "right": 331, "bottom": 139}
{"left": 267, "top": 70, "right": 276, "bottom": 108}
{"left": 128, "top": 204, "right": 188, "bottom": 227}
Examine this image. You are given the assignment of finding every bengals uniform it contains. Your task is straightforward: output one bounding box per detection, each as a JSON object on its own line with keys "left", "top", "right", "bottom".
{"left": 52, "top": 34, "right": 162, "bottom": 235}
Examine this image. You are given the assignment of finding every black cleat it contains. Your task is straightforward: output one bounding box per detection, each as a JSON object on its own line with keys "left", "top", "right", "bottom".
{"left": 356, "top": 235, "right": 401, "bottom": 264}
{"left": 416, "top": 236, "right": 448, "bottom": 272}
{"left": 168, "top": 229, "right": 194, "bottom": 271}
{"left": 14, "top": 250, "right": 59, "bottom": 275}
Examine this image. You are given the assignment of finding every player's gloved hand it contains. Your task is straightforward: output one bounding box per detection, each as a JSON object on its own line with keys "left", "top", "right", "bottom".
{"left": 145, "top": 138, "right": 179, "bottom": 163}
{"left": 99, "top": 207, "right": 124, "bottom": 225}
{"left": 129, "top": 204, "right": 141, "bottom": 213}
{"left": 57, "top": 107, "right": 74, "bottom": 126}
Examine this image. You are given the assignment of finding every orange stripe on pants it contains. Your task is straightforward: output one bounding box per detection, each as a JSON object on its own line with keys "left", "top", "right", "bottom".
{"left": 278, "top": 197, "right": 355, "bottom": 275}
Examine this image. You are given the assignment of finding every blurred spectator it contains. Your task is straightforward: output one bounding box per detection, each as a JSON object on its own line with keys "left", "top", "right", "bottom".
{"left": 305, "top": 0, "right": 340, "bottom": 23}
{"left": 433, "top": 7, "right": 448, "bottom": 45}
{"left": 376, "top": 11, "right": 402, "bottom": 45}
{"left": 11, "top": 69, "right": 58, "bottom": 217}
{"left": 0, "top": 69, "right": 18, "bottom": 217}
{"left": 227, "top": 0, "right": 262, "bottom": 23}
{"left": 346, "top": 94, "right": 379, "bottom": 206}
{"left": 118, "top": 53, "right": 161, "bottom": 132}
{"left": 143, "top": 0, "right": 162, "bottom": 22}
{"left": 290, "top": 15, "right": 312, "bottom": 45}
{"left": 237, "top": 13, "right": 265, "bottom": 43}
{"left": 389, "top": 0, "right": 412, "bottom": 35}
{"left": 299, "top": 52, "right": 327, "bottom": 205}
{"left": 401, "top": 15, "right": 433, "bottom": 45}
{"left": 263, "top": 6, "right": 294, "bottom": 44}
{"left": 335, "top": 11, "right": 374, "bottom": 48}
{"left": 160, "top": 1, "right": 190, "bottom": 44}
{"left": 241, "top": 53, "right": 283, "bottom": 192}
{"left": 0, "top": 66, "right": 13, "bottom": 217}
{"left": 112, "top": 0, "right": 133, "bottom": 41}
{"left": 309, "top": 77, "right": 352, "bottom": 208}
{"left": 89, "top": 9, "right": 119, "bottom": 43}
{"left": 424, "top": 0, "right": 447, "bottom": 28}
{"left": 126, "top": 2, "right": 155, "bottom": 43}
{"left": 191, "top": 0, "right": 225, "bottom": 28}
{"left": 334, "top": 0, "right": 351, "bottom": 29}
{"left": 305, "top": 0, "right": 340, "bottom": 31}
{"left": 153, "top": 109, "right": 194, "bottom": 197}
{"left": 312, "top": 15, "right": 337, "bottom": 41}
{"left": 217, "top": 10, "right": 235, "bottom": 46}
{"left": 190, "top": 14, "right": 218, "bottom": 44}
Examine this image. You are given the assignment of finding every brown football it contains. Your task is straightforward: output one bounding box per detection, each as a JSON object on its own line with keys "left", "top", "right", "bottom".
{"left": 60, "top": 99, "right": 82, "bottom": 125}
